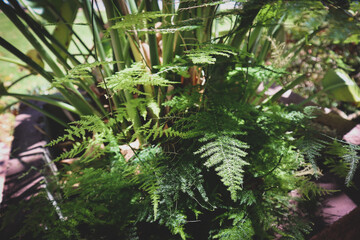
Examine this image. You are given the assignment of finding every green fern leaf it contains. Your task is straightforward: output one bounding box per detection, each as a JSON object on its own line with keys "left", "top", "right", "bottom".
{"left": 186, "top": 44, "right": 237, "bottom": 65}
{"left": 213, "top": 211, "right": 254, "bottom": 240}
{"left": 102, "top": 62, "right": 175, "bottom": 95}
{"left": 196, "top": 135, "right": 249, "bottom": 201}
{"left": 297, "top": 177, "right": 336, "bottom": 200}
{"left": 107, "top": 12, "right": 172, "bottom": 32}
{"left": 343, "top": 144, "right": 360, "bottom": 185}
{"left": 52, "top": 61, "right": 119, "bottom": 89}
{"left": 296, "top": 135, "right": 325, "bottom": 176}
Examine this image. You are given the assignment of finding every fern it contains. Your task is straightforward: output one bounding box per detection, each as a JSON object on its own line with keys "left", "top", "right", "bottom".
{"left": 107, "top": 12, "right": 173, "bottom": 34}
{"left": 140, "top": 120, "right": 184, "bottom": 142}
{"left": 213, "top": 212, "right": 254, "bottom": 240}
{"left": 105, "top": 10, "right": 206, "bottom": 38}
{"left": 162, "top": 85, "right": 204, "bottom": 114}
{"left": 343, "top": 143, "right": 360, "bottom": 185}
{"left": 127, "top": 146, "right": 208, "bottom": 239}
{"left": 102, "top": 62, "right": 175, "bottom": 95}
{"left": 124, "top": 146, "right": 164, "bottom": 221}
{"left": 5, "top": 1, "right": 360, "bottom": 240}
{"left": 297, "top": 177, "right": 336, "bottom": 200}
{"left": 323, "top": 157, "right": 349, "bottom": 179}
{"left": 296, "top": 134, "right": 326, "bottom": 177}
{"left": 237, "top": 190, "right": 257, "bottom": 206}
{"left": 47, "top": 114, "right": 125, "bottom": 163}
{"left": 52, "top": 61, "right": 118, "bottom": 89}
{"left": 175, "top": 100, "right": 251, "bottom": 201}
{"left": 325, "top": 139, "right": 360, "bottom": 185}
{"left": 196, "top": 135, "right": 249, "bottom": 201}
{"left": 186, "top": 44, "right": 237, "bottom": 65}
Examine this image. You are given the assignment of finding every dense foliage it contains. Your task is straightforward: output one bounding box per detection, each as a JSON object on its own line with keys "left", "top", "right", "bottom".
{"left": 1, "top": 0, "right": 360, "bottom": 239}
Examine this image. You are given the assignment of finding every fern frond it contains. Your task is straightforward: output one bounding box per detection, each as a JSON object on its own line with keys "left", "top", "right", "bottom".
{"left": 297, "top": 177, "right": 336, "bottom": 200}
{"left": 52, "top": 61, "right": 120, "bottom": 89}
{"left": 196, "top": 135, "right": 249, "bottom": 201}
{"left": 148, "top": 124, "right": 184, "bottom": 141}
{"left": 53, "top": 140, "right": 87, "bottom": 162}
{"left": 47, "top": 115, "right": 106, "bottom": 145}
{"left": 213, "top": 211, "right": 254, "bottom": 240}
{"left": 138, "top": 120, "right": 184, "bottom": 142}
{"left": 135, "top": 22, "right": 201, "bottom": 34}
{"left": 296, "top": 135, "right": 326, "bottom": 177}
{"left": 102, "top": 62, "right": 175, "bottom": 95}
{"left": 324, "top": 138, "right": 360, "bottom": 185}
{"left": 238, "top": 190, "right": 257, "bottom": 206}
{"left": 124, "top": 146, "right": 166, "bottom": 221}
{"left": 176, "top": 102, "right": 250, "bottom": 201}
{"left": 178, "top": 0, "right": 229, "bottom": 10}
{"left": 186, "top": 44, "right": 237, "bottom": 65}
{"left": 107, "top": 12, "right": 173, "bottom": 32}
{"left": 47, "top": 114, "right": 125, "bottom": 164}
{"left": 162, "top": 85, "right": 204, "bottom": 114}
{"left": 323, "top": 157, "right": 349, "bottom": 179}
{"left": 343, "top": 143, "right": 360, "bottom": 185}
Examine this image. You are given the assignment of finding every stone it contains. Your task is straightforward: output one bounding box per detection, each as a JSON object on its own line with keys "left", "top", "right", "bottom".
{"left": 343, "top": 124, "right": 360, "bottom": 145}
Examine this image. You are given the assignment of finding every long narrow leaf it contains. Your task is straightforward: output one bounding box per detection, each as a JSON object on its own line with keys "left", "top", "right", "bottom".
{"left": 20, "top": 99, "right": 68, "bottom": 127}
{"left": 3, "top": 93, "right": 80, "bottom": 115}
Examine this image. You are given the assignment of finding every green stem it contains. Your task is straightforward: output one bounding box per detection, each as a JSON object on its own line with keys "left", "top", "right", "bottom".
{"left": 127, "top": 0, "right": 138, "bottom": 14}
{"left": 83, "top": 0, "right": 112, "bottom": 77}
{"left": 104, "top": 0, "right": 146, "bottom": 144}
{"left": 44, "top": 0, "right": 95, "bottom": 61}
{"left": 7, "top": 73, "right": 33, "bottom": 90}
{"left": 0, "top": 56, "right": 27, "bottom": 68}
{"left": 4, "top": 93, "right": 80, "bottom": 115}
{"left": 9, "top": 0, "right": 73, "bottom": 70}
{"left": 20, "top": 99, "right": 68, "bottom": 127}
{"left": 0, "top": 36, "right": 99, "bottom": 116}
{"left": 0, "top": 1, "right": 65, "bottom": 78}
{"left": 263, "top": 75, "right": 306, "bottom": 104}
{"left": 103, "top": 0, "right": 126, "bottom": 70}
{"left": 103, "top": 0, "right": 127, "bottom": 108}
{"left": 0, "top": 36, "right": 53, "bottom": 82}
{"left": 162, "top": 0, "right": 174, "bottom": 65}
{"left": 145, "top": 0, "right": 160, "bottom": 69}
{"left": 229, "top": 0, "right": 266, "bottom": 49}
{"left": 257, "top": 14, "right": 286, "bottom": 63}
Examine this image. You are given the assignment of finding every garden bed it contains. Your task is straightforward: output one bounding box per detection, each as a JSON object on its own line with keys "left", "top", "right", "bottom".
{"left": 1, "top": 97, "right": 360, "bottom": 239}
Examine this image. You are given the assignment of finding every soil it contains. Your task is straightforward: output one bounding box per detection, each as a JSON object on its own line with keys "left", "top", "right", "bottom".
{"left": 0, "top": 113, "right": 14, "bottom": 204}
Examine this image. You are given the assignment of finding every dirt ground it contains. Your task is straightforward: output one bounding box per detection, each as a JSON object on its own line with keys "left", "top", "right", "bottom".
{"left": 0, "top": 113, "right": 14, "bottom": 204}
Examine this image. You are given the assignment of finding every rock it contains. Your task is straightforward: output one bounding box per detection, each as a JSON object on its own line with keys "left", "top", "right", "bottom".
{"left": 343, "top": 124, "right": 360, "bottom": 145}
{"left": 311, "top": 206, "right": 360, "bottom": 240}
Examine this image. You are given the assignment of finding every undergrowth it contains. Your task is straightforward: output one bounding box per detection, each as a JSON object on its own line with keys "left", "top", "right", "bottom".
{"left": 1, "top": 1, "right": 360, "bottom": 239}
{"left": 2, "top": 59, "right": 359, "bottom": 240}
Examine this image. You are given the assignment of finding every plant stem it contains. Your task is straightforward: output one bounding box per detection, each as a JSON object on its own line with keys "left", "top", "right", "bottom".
{"left": 0, "top": 56, "right": 27, "bottom": 68}
{"left": 104, "top": 0, "right": 146, "bottom": 144}
{"left": 0, "top": 36, "right": 99, "bottom": 116}
{"left": 263, "top": 75, "right": 306, "bottom": 104}
{"left": 20, "top": 99, "right": 69, "bottom": 127}
{"left": 0, "top": 1, "right": 65, "bottom": 78}
{"left": 5, "top": 93, "right": 80, "bottom": 114}
{"left": 83, "top": 0, "right": 112, "bottom": 77}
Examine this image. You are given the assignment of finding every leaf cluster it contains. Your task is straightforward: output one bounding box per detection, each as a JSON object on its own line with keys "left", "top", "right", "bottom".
{"left": 2, "top": 1, "right": 360, "bottom": 239}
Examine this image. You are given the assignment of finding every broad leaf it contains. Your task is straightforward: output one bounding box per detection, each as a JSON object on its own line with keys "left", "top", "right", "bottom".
{"left": 322, "top": 69, "right": 360, "bottom": 104}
